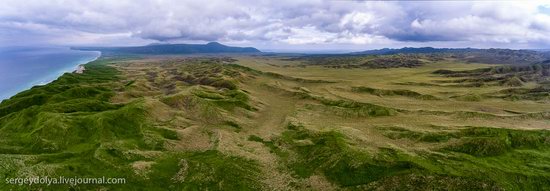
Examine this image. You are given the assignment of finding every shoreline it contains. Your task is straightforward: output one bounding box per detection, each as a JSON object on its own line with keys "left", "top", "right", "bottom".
{"left": 31, "top": 51, "right": 101, "bottom": 86}
{"left": 74, "top": 64, "right": 86, "bottom": 74}
{"left": 0, "top": 50, "right": 101, "bottom": 102}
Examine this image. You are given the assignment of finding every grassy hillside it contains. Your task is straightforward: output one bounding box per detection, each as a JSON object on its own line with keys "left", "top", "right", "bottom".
{"left": 0, "top": 55, "right": 549, "bottom": 190}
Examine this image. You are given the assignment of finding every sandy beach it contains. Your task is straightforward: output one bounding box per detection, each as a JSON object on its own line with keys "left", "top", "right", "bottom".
{"left": 74, "top": 65, "right": 85, "bottom": 74}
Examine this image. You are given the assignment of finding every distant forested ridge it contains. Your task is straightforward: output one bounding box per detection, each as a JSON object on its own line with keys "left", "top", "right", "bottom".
{"left": 72, "top": 42, "right": 261, "bottom": 55}
{"left": 353, "top": 47, "right": 550, "bottom": 65}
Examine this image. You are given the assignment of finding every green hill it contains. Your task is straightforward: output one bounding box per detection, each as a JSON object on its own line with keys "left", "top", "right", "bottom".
{"left": 1, "top": 54, "right": 549, "bottom": 190}
{"left": 73, "top": 42, "right": 261, "bottom": 55}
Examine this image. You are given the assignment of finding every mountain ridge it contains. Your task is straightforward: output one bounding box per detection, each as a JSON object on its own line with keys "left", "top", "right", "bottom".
{"left": 72, "top": 42, "right": 261, "bottom": 55}
{"left": 345, "top": 47, "right": 550, "bottom": 65}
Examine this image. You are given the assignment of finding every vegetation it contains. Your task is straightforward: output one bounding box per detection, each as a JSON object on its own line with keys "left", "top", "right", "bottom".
{"left": 352, "top": 86, "right": 439, "bottom": 100}
{"left": 73, "top": 42, "right": 260, "bottom": 55}
{"left": 297, "top": 54, "right": 426, "bottom": 69}
{"left": 432, "top": 63, "right": 550, "bottom": 102}
{"left": 360, "top": 56, "right": 424, "bottom": 69}
{"left": 356, "top": 47, "right": 549, "bottom": 65}
{"left": 1, "top": 54, "right": 549, "bottom": 190}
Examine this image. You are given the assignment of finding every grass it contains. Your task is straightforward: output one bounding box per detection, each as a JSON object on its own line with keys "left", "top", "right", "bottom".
{"left": 317, "top": 98, "right": 396, "bottom": 117}
{"left": 446, "top": 127, "right": 550, "bottom": 156}
{"left": 352, "top": 86, "right": 440, "bottom": 100}
{"left": 451, "top": 93, "right": 483, "bottom": 101}
{"left": 148, "top": 150, "right": 263, "bottom": 190}
{"left": 380, "top": 126, "right": 457, "bottom": 143}
{"left": 257, "top": 123, "right": 511, "bottom": 189}
{"left": 0, "top": 55, "right": 549, "bottom": 190}
{"left": 0, "top": 58, "right": 263, "bottom": 190}
{"left": 279, "top": 124, "right": 415, "bottom": 183}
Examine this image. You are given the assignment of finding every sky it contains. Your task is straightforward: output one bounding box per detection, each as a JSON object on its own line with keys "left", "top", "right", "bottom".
{"left": 1, "top": 0, "right": 550, "bottom": 52}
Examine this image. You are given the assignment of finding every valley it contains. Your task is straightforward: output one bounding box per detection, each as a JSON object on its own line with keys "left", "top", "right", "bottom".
{"left": 0, "top": 54, "right": 549, "bottom": 190}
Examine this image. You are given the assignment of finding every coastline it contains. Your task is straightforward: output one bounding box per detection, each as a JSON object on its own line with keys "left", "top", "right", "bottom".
{"left": 0, "top": 50, "right": 101, "bottom": 102}
{"left": 33, "top": 51, "right": 101, "bottom": 85}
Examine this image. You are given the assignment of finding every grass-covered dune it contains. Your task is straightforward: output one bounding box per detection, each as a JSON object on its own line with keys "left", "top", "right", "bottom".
{"left": 0, "top": 55, "right": 549, "bottom": 190}
{"left": 0, "top": 58, "right": 263, "bottom": 190}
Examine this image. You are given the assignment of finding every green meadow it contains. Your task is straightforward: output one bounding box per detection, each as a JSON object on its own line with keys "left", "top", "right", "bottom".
{"left": 0, "top": 55, "right": 549, "bottom": 190}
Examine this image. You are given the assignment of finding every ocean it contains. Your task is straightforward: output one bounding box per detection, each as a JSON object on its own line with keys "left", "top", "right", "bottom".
{"left": 0, "top": 47, "right": 100, "bottom": 101}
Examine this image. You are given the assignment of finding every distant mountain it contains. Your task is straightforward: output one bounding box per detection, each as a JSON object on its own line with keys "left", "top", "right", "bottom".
{"left": 352, "top": 47, "right": 459, "bottom": 55}
{"left": 353, "top": 47, "right": 550, "bottom": 65}
{"left": 145, "top": 42, "right": 172, "bottom": 46}
{"left": 73, "top": 42, "right": 261, "bottom": 55}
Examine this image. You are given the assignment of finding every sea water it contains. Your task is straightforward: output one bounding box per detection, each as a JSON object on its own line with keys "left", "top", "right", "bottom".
{"left": 0, "top": 47, "right": 100, "bottom": 101}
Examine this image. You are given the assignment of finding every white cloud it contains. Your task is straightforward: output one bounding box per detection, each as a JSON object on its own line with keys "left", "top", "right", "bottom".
{"left": 0, "top": 0, "right": 549, "bottom": 49}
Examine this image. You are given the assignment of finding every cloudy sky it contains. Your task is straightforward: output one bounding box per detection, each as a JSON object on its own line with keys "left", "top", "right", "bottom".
{"left": 1, "top": 0, "right": 550, "bottom": 52}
